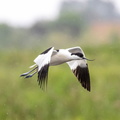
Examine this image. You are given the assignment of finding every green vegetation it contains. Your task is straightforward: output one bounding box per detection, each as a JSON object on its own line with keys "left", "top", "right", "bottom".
{"left": 0, "top": 42, "right": 120, "bottom": 120}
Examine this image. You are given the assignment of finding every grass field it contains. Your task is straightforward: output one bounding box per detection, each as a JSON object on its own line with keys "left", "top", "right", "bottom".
{"left": 0, "top": 43, "right": 120, "bottom": 120}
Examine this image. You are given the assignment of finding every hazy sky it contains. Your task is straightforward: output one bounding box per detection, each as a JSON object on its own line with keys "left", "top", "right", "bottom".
{"left": 0, "top": 0, "right": 120, "bottom": 27}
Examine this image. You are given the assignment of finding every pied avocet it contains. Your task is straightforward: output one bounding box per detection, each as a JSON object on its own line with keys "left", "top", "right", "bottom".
{"left": 20, "top": 47, "right": 94, "bottom": 91}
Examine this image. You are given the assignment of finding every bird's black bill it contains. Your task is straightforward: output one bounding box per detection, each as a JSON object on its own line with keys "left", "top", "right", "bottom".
{"left": 83, "top": 58, "right": 95, "bottom": 61}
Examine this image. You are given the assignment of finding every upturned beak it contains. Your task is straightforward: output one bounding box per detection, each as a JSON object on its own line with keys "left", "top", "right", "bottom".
{"left": 83, "top": 57, "right": 95, "bottom": 61}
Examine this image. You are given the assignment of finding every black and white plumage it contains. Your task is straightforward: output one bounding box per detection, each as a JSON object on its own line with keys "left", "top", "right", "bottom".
{"left": 20, "top": 47, "right": 93, "bottom": 91}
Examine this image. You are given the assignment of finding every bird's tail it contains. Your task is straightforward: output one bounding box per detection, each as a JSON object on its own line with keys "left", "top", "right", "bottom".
{"left": 29, "top": 64, "right": 37, "bottom": 68}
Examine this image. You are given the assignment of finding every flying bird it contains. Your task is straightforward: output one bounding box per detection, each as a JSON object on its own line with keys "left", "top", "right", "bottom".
{"left": 20, "top": 47, "right": 93, "bottom": 91}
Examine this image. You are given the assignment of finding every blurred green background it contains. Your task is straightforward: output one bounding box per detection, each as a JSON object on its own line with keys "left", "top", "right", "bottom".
{"left": 0, "top": 0, "right": 120, "bottom": 120}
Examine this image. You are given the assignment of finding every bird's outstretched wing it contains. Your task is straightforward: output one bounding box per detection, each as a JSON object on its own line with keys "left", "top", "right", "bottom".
{"left": 66, "top": 46, "right": 84, "bottom": 55}
{"left": 34, "top": 47, "right": 54, "bottom": 89}
{"left": 67, "top": 59, "right": 91, "bottom": 91}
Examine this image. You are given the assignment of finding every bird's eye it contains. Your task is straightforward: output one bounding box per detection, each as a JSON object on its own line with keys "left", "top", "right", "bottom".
{"left": 79, "top": 53, "right": 83, "bottom": 57}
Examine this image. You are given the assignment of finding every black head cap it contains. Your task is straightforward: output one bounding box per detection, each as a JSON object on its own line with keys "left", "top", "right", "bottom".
{"left": 71, "top": 53, "right": 84, "bottom": 57}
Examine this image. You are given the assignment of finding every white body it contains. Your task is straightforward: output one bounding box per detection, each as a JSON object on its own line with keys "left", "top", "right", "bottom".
{"left": 50, "top": 49, "right": 79, "bottom": 66}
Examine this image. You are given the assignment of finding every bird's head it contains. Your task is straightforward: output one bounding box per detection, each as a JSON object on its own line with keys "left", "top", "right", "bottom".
{"left": 71, "top": 52, "right": 84, "bottom": 58}
{"left": 71, "top": 52, "right": 94, "bottom": 61}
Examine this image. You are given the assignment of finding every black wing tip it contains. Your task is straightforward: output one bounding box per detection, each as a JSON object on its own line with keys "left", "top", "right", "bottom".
{"left": 83, "top": 84, "right": 91, "bottom": 92}
{"left": 80, "top": 82, "right": 91, "bottom": 92}
{"left": 37, "top": 64, "right": 49, "bottom": 89}
{"left": 41, "top": 47, "right": 53, "bottom": 54}
{"left": 88, "top": 88, "right": 91, "bottom": 92}
{"left": 73, "top": 66, "right": 91, "bottom": 92}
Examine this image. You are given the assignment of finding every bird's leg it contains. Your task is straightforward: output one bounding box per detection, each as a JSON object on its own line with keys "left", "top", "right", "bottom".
{"left": 25, "top": 71, "right": 37, "bottom": 78}
{"left": 20, "top": 66, "right": 38, "bottom": 77}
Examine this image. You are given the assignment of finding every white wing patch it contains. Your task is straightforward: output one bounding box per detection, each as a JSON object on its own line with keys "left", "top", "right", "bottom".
{"left": 34, "top": 47, "right": 54, "bottom": 71}
{"left": 66, "top": 46, "right": 83, "bottom": 54}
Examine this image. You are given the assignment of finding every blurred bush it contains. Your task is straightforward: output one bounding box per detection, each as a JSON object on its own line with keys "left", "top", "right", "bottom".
{"left": 0, "top": 0, "right": 120, "bottom": 50}
{"left": 0, "top": 43, "right": 120, "bottom": 120}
